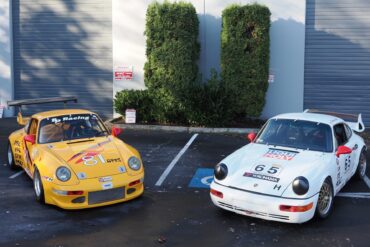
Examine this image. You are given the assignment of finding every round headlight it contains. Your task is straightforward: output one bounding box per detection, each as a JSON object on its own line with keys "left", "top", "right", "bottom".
{"left": 128, "top": 156, "right": 141, "bottom": 171}
{"left": 56, "top": 166, "right": 71, "bottom": 182}
{"left": 214, "top": 163, "right": 228, "bottom": 180}
{"left": 292, "top": 176, "right": 309, "bottom": 195}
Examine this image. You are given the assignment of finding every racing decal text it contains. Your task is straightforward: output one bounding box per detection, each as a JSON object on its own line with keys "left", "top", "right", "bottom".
{"left": 243, "top": 172, "right": 280, "bottom": 183}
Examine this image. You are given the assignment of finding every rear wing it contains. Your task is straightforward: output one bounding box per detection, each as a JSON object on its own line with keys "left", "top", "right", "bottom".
{"left": 304, "top": 109, "right": 365, "bottom": 132}
{"left": 7, "top": 96, "right": 77, "bottom": 125}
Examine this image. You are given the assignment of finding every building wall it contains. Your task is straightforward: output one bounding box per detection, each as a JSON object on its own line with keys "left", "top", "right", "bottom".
{"left": 0, "top": 0, "right": 13, "bottom": 117}
{"left": 112, "top": 0, "right": 306, "bottom": 119}
{"left": 304, "top": 0, "right": 370, "bottom": 125}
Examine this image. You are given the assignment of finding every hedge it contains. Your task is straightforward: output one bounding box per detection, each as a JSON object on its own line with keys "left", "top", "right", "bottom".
{"left": 221, "top": 4, "right": 271, "bottom": 117}
{"left": 144, "top": 1, "right": 200, "bottom": 123}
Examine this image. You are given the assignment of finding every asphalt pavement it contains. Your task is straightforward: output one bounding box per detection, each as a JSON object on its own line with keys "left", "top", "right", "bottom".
{"left": 0, "top": 118, "right": 370, "bottom": 247}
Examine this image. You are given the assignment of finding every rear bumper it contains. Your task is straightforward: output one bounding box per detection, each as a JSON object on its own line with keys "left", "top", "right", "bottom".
{"left": 43, "top": 172, "right": 144, "bottom": 209}
{"left": 210, "top": 181, "right": 318, "bottom": 223}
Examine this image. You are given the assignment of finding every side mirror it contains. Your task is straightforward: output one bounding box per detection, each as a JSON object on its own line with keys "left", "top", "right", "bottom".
{"left": 24, "top": 134, "right": 36, "bottom": 145}
{"left": 247, "top": 132, "right": 256, "bottom": 142}
{"left": 111, "top": 126, "right": 123, "bottom": 137}
{"left": 336, "top": 145, "right": 352, "bottom": 157}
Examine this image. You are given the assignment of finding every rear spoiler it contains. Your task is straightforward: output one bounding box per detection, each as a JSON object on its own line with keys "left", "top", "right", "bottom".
{"left": 304, "top": 109, "right": 365, "bottom": 132}
{"left": 7, "top": 96, "right": 77, "bottom": 125}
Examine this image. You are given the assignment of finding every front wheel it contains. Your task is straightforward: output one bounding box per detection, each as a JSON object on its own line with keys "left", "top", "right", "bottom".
{"left": 355, "top": 149, "right": 367, "bottom": 180}
{"left": 315, "top": 178, "right": 334, "bottom": 219}
{"left": 33, "top": 168, "right": 45, "bottom": 204}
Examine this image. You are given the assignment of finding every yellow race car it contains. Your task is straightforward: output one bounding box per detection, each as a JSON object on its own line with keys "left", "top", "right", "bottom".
{"left": 7, "top": 97, "right": 144, "bottom": 209}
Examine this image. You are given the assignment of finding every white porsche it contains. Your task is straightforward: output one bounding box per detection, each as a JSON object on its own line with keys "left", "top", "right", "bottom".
{"left": 210, "top": 110, "right": 367, "bottom": 223}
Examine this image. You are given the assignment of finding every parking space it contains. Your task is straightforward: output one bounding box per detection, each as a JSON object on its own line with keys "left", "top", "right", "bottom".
{"left": 1, "top": 118, "right": 370, "bottom": 246}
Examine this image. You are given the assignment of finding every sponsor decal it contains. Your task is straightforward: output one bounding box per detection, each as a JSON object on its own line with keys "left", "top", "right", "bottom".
{"left": 107, "top": 158, "right": 122, "bottom": 163}
{"left": 102, "top": 182, "right": 113, "bottom": 190}
{"left": 263, "top": 149, "right": 297, "bottom": 161}
{"left": 50, "top": 115, "right": 90, "bottom": 124}
{"left": 42, "top": 176, "right": 53, "bottom": 182}
{"left": 77, "top": 172, "right": 87, "bottom": 179}
{"left": 99, "top": 176, "right": 112, "bottom": 183}
{"left": 118, "top": 166, "right": 126, "bottom": 173}
{"left": 67, "top": 139, "right": 111, "bottom": 164}
{"left": 243, "top": 172, "right": 280, "bottom": 183}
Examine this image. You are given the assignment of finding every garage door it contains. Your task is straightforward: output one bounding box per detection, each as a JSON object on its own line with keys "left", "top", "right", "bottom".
{"left": 12, "top": 0, "right": 112, "bottom": 119}
{"left": 304, "top": 0, "right": 370, "bottom": 126}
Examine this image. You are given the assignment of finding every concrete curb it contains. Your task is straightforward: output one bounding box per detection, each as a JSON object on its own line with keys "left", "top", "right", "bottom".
{"left": 105, "top": 120, "right": 259, "bottom": 134}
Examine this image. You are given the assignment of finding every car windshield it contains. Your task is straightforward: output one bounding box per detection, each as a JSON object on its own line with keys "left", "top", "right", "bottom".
{"left": 38, "top": 114, "right": 108, "bottom": 144}
{"left": 255, "top": 119, "right": 333, "bottom": 152}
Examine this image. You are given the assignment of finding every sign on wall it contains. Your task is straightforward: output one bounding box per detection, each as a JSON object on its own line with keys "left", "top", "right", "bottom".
{"left": 114, "top": 66, "right": 133, "bottom": 80}
{"left": 125, "top": 109, "right": 136, "bottom": 124}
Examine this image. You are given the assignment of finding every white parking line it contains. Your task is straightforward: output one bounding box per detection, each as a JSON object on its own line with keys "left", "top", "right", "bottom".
{"left": 9, "top": 171, "right": 24, "bottom": 179}
{"left": 155, "top": 133, "right": 199, "bottom": 186}
{"left": 338, "top": 192, "right": 370, "bottom": 199}
{"left": 363, "top": 175, "right": 370, "bottom": 190}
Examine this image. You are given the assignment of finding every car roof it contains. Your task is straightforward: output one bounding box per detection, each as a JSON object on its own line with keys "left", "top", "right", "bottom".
{"left": 32, "top": 109, "right": 96, "bottom": 120}
{"left": 273, "top": 112, "right": 343, "bottom": 126}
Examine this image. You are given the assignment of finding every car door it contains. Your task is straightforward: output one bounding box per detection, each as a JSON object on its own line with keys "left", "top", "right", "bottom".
{"left": 24, "top": 118, "right": 38, "bottom": 175}
{"left": 333, "top": 123, "right": 352, "bottom": 188}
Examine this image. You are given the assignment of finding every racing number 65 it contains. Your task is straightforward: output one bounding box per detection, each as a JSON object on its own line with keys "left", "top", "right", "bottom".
{"left": 254, "top": 165, "right": 280, "bottom": 174}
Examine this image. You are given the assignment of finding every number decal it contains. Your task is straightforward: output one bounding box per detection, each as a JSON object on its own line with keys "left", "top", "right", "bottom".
{"left": 252, "top": 164, "right": 281, "bottom": 176}
{"left": 97, "top": 154, "right": 106, "bottom": 164}
{"left": 82, "top": 156, "right": 98, "bottom": 166}
{"left": 255, "top": 165, "right": 265, "bottom": 172}
{"left": 267, "top": 166, "right": 279, "bottom": 174}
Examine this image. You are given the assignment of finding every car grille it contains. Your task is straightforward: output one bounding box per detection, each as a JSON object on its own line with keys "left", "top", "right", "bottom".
{"left": 217, "top": 201, "right": 289, "bottom": 221}
{"left": 88, "top": 187, "right": 125, "bottom": 205}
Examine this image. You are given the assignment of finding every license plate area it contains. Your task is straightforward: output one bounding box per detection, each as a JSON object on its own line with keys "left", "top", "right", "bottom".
{"left": 88, "top": 187, "right": 125, "bottom": 205}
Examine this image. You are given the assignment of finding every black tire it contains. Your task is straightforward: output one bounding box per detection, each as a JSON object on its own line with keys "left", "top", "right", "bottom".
{"left": 315, "top": 178, "right": 334, "bottom": 219}
{"left": 7, "top": 142, "right": 18, "bottom": 170}
{"left": 33, "top": 168, "right": 45, "bottom": 204}
{"left": 355, "top": 148, "right": 367, "bottom": 180}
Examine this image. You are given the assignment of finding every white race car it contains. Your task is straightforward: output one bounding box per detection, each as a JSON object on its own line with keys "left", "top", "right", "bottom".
{"left": 210, "top": 110, "right": 367, "bottom": 223}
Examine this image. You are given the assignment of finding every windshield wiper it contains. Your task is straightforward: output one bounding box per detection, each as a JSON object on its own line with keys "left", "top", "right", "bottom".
{"left": 67, "top": 139, "right": 95, "bottom": 144}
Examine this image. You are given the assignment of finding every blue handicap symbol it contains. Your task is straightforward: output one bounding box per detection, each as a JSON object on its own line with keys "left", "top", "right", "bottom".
{"left": 188, "top": 168, "right": 214, "bottom": 188}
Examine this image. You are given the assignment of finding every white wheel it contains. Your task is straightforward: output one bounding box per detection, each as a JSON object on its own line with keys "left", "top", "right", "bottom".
{"left": 356, "top": 149, "right": 367, "bottom": 180}
{"left": 33, "top": 169, "right": 45, "bottom": 204}
{"left": 7, "top": 143, "right": 17, "bottom": 170}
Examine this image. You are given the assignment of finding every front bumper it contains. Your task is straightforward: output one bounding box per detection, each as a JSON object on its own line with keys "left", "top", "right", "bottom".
{"left": 210, "top": 181, "right": 318, "bottom": 223}
{"left": 43, "top": 172, "right": 144, "bottom": 209}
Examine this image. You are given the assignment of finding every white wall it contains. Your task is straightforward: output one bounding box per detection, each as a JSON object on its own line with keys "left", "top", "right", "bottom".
{"left": 113, "top": 0, "right": 306, "bottom": 119}
{"left": 0, "top": 0, "right": 13, "bottom": 117}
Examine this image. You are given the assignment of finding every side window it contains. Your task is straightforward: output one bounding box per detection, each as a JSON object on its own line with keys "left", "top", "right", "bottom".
{"left": 344, "top": 124, "right": 352, "bottom": 139}
{"left": 333, "top": 124, "right": 348, "bottom": 147}
{"left": 28, "top": 119, "right": 38, "bottom": 135}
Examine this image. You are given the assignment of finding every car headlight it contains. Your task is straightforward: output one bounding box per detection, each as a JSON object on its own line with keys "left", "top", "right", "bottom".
{"left": 292, "top": 176, "right": 309, "bottom": 195}
{"left": 56, "top": 166, "right": 71, "bottom": 182}
{"left": 214, "top": 163, "right": 228, "bottom": 180}
{"left": 128, "top": 156, "right": 141, "bottom": 171}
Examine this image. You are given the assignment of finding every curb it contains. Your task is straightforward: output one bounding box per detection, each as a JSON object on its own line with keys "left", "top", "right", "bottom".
{"left": 105, "top": 120, "right": 259, "bottom": 134}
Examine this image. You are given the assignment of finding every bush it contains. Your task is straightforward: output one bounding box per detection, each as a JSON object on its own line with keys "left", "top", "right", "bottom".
{"left": 144, "top": 1, "right": 200, "bottom": 122}
{"left": 221, "top": 4, "right": 271, "bottom": 117}
{"left": 114, "top": 90, "right": 154, "bottom": 123}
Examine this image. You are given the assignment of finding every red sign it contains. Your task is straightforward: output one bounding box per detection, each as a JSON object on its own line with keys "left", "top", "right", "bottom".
{"left": 114, "top": 66, "right": 133, "bottom": 80}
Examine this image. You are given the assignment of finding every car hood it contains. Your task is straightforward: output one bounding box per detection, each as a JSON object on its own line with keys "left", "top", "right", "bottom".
{"left": 42, "top": 137, "right": 129, "bottom": 179}
{"left": 217, "top": 143, "right": 329, "bottom": 197}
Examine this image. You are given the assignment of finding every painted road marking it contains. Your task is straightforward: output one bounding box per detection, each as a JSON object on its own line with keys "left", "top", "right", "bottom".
{"left": 9, "top": 170, "right": 24, "bottom": 179}
{"left": 338, "top": 192, "right": 370, "bottom": 199}
{"left": 155, "top": 134, "right": 199, "bottom": 186}
{"left": 363, "top": 176, "right": 370, "bottom": 190}
{"left": 189, "top": 168, "right": 213, "bottom": 188}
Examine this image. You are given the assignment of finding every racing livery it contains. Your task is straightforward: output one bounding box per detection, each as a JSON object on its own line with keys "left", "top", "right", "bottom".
{"left": 210, "top": 110, "right": 367, "bottom": 223}
{"left": 7, "top": 97, "right": 144, "bottom": 209}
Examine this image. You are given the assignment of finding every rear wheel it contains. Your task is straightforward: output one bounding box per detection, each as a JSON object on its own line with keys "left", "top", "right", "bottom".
{"left": 33, "top": 168, "right": 45, "bottom": 204}
{"left": 355, "top": 149, "right": 367, "bottom": 180}
{"left": 7, "top": 143, "right": 17, "bottom": 170}
{"left": 315, "top": 178, "right": 334, "bottom": 219}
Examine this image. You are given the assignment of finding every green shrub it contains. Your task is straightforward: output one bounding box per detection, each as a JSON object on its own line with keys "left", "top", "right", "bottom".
{"left": 144, "top": 1, "right": 200, "bottom": 122}
{"left": 221, "top": 4, "right": 271, "bottom": 117}
{"left": 114, "top": 90, "right": 154, "bottom": 123}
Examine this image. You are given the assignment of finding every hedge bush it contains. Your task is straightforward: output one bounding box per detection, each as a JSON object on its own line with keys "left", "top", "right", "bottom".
{"left": 221, "top": 4, "right": 271, "bottom": 117}
{"left": 144, "top": 1, "right": 200, "bottom": 123}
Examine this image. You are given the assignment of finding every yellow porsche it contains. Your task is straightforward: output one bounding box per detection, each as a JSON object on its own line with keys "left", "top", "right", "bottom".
{"left": 7, "top": 97, "right": 144, "bottom": 209}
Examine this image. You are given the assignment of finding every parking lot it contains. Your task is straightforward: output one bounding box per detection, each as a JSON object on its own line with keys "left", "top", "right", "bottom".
{"left": 1, "top": 118, "right": 370, "bottom": 247}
